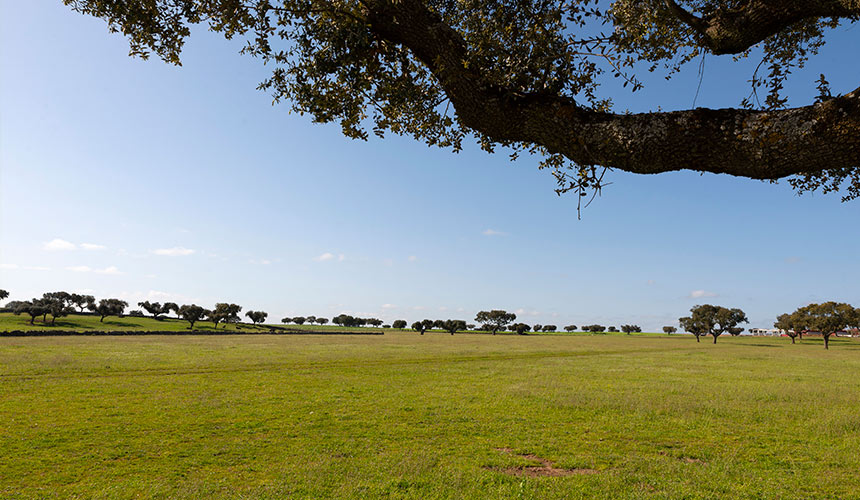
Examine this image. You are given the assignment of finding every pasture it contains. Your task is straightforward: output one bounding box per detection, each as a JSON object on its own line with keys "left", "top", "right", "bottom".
{"left": 1, "top": 332, "right": 859, "bottom": 499}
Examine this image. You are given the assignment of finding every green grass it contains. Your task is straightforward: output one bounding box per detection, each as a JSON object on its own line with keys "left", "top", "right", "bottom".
{"left": 1, "top": 331, "right": 859, "bottom": 499}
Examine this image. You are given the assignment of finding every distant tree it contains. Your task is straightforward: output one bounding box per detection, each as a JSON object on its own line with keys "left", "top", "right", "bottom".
{"left": 728, "top": 327, "right": 744, "bottom": 336}
{"left": 316, "top": 317, "right": 329, "bottom": 325}
{"left": 366, "top": 318, "right": 384, "bottom": 327}
{"left": 440, "top": 319, "right": 466, "bottom": 335}
{"left": 392, "top": 320, "right": 407, "bottom": 329}
{"left": 94, "top": 299, "right": 128, "bottom": 322}
{"left": 542, "top": 324, "right": 557, "bottom": 332}
{"left": 411, "top": 321, "right": 427, "bottom": 335}
{"left": 43, "top": 294, "right": 74, "bottom": 326}
{"left": 178, "top": 304, "right": 206, "bottom": 329}
{"left": 128, "top": 310, "right": 145, "bottom": 317}
{"left": 679, "top": 316, "right": 706, "bottom": 343}
{"left": 475, "top": 310, "right": 517, "bottom": 336}
{"left": 383, "top": 324, "right": 391, "bottom": 328}
{"left": 333, "top": 314, "right": 363, "bottom": 328}
{"left": 0, "top": 289, "right": 8, "bottom": 300}
{"left": 583, "top": 324, "right": 605, "bottom": 333}
{"left": 663, "top": 326, "right": 677, "bottom": 335}
{"left": 511, "top": 323, "right": 531, "bottom": 335}
{"left": 621, "top": 324, "right": 641, "bottom": 335}
{"left": 533, "top": 324, "right": 543, "bottom": 333}
{"left": 681, "top": 305, "right": 748, "bottom": 344}
{"left": 774, "top": 313, "right": 801, "bottom": 344}
{"left": 433, "top": 319, "right": 445, "bottom": 330}
{"left": 564, "top": 325, "right": 577, "bottom": 332}
{"left": 69, "top": 293, "right": 96, "bottom": 313}
{"left": 163, "top": 302, "right": 180, "bottom": 318}
{"left": 305, "top": 315, "right": 316, "bottom": 324}
{"left": 293, "top": 316, "right": 306, "bottom": 325}
{"left": 246, "top": 310, "right": 268, "bottom": 326}
{"left": 789, "top": 302, "right": 858, "bottom": 349}
{"left": 607, "top": 326, "right": 618, "bottom": 332}
{"left": 210, "top": 303, "right": 242, "bottom": 328}
{"left": 466, "top": 323, "right": 475, "bottom": 330}
{"left": 13, "top": 300, "right": 46, "bottom": 325}
{"left": 138, "top": 301, "right": 165, "bottom": 319}
{"left": 281, "top": 317, "right": 292, "bottom": 324}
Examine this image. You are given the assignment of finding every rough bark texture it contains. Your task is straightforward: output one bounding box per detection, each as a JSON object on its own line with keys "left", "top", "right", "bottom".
{"left": 366, "top": 0, "right": 860, "bottom": 180}
{"left": 665, "top": 0, "right": 860, "bottom": 54}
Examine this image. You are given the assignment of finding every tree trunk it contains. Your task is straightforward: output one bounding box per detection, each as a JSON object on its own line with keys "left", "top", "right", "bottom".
{"left": 791, "top": 336, "right": 795, "bottom": 344}
{"left": 29, "top": 315, "right": 35, "bottom": 325}
{"left": 824, "top": 333, "right": 830, "bottom": 349}
{"left": 100, "top": 315, "right": 105, "bottom": 322}
{"left": 695, "top": 334, "right": 700, "bottom": 343}
{"left": 51, "top": 316, "right": 56, "bottom": 326}
{"left": 713, "top": 334, "right": 718, "bottom": 344}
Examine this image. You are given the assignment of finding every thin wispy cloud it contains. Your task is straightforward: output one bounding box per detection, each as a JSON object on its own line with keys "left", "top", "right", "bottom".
{"left": 80, "top": 243, "right": 106, "bottom": 250}
{"left": 382, "top": 303, "right": 396, "bottom": 309}
{"left": 482, "top": 229, "right": 507, "bottom": 236}
{"left": 44, "top": 238, "right": 76, "bottom": 251}
{"left": 408, "top": 255, "right": 418, "bottom": 262}
{"left": 314, "top": 252, "right": 335, "bottom": 262}
{"left": 152, "top": 247, "right": 195, "bottom": 257}
{"left": 688, "top": 290, "right": 718, "bottom": 299}
{"left": 66, "top": 265, "right": 123, "bottom": 275}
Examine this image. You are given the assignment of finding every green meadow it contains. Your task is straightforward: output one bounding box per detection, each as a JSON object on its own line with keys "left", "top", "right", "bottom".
{"left": 1, "top": 329, "right": 859, "bottom": 499}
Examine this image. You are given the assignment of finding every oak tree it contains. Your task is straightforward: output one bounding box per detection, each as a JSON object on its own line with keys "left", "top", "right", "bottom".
{"left": 61, "top": 0, "right": 860, "bottom": 206}
{"left": 475, "top": 309, "right": 516, "bottom": 335}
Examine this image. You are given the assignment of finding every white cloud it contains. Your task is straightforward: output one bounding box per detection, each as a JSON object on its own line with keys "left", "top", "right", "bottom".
{"left": 382, "top": 303, "right": 396, "bottom": 309}
{"left": 24, "top": 266, "right": 50, "bottom": 271}
{"left": 338, "top": 254, "right": 345, "bottom": 262}
{"left": 44, "top": 238, "right": 76, "bottom": 251}
{"left": 66, "top": 265, "right": 123, "bottom": 275}
{"left": 314, "top": 252, "right": 335, "bottom": 262}
{"left": 152, "top": 247, "right": 195, "bottom": 257}
{"left": 408, "top": 255, "right": 418, "bottom": 262}
{"left": 482, "top": 229, "right": 507, "bottom": 236}
{"left": 688, "top": 290, "right": 718, "bottom": 299}
{"left": 80, "top": 243, "right": 106, "bottom": 250}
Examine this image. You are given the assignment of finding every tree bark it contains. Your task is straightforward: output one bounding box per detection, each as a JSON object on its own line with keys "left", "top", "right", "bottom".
{"left": 366, "top": 0, "right": 860, "bottom": 180}
{"left": 824, "top": 333, "right": 830, "bottom": 349}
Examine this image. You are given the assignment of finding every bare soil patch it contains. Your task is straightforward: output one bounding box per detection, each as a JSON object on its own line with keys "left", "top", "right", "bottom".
{"left": 487, "top": 448, "right": 598, "bottom": 477}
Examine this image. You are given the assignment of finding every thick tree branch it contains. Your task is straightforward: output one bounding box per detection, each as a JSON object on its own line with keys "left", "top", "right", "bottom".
{"left": 366, "top": 0, "right": 860, "bottom": 180}
{"left": 665, "top": 0, "right": 860, "bottom": 54}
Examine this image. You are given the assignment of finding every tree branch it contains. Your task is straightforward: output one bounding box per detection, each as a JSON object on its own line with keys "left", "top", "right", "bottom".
{"left": 366, "top": 0, "right": 860, "bottom": 180}
{"left": 665, "top": 0, "right": 860, "bottom": 54}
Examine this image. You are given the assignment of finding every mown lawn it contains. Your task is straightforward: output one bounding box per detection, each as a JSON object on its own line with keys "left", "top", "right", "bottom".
{"left": 1, "top": 332, "right": 858, "bottom": 499}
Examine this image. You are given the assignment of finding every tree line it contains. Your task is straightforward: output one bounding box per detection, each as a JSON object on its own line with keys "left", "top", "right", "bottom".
{"left": 2, "top": 291, "right": 858, "bottom": 348}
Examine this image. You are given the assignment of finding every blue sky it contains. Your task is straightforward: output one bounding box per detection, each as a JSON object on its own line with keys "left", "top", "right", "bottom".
{"left": 1, "top": 1, "right": 858, "bottom": 331}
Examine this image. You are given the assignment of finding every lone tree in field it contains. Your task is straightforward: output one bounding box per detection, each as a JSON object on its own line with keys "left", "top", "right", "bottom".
{"left": 13, "top": 300, "right": 46, "bottom": 325}
{"left": 774, "top": 313, "right": 803, "bottom": 344}
{"left": 94, "top": 299, "right": 128, "bottom": 322}
{"left": 138, "top": 301, "right": 166, "bottom": 320}
{"left": 292, "top": 316, "right": 306, "bottom": 325}
{"left": 475, "top": 310, "right": 517, "bottom": 335}
{"left": 246, "top": 310, "right": 269, "bottom": 326}
{"left": 564, "top": 325, "right": 577, "bottom": 332}
{"left": 43, "top": 294, "right": 74, "bottom": 326}
{"left": 441, "top": 319, "right": 467, "bottom": 335}
{"left": 69, "top": 293, "right": 96, "bottom": 313}
{"left": 788, "top": 302, "right": 858, "bottom": 349}
{"left": 681, "top": 304, "right": 748, "bottom": 344}
{"left": 163, "top": 302, "right": 180, "bottom": 318}
{"left": 663, "top": 326, "right": 677, "bottom": 335}
{"left": 316, "top": 317, "right": 329, "bottom": 325}
{"left": 63, "top": 1, "right": 860, "bottom": 205}
{"left": 392, "top": 319, "right": 407, "bottom": 329}
{"left": 542, "top": 324, "right": 557, "bottom": 332}
{"left": 511, "top": 323, "right": 531, "bottom": 335}
{"left": 210, "top": 303, "right": 242, "bottom": 328}
{"left": 621, "top": 324, "right": 641, "bottom": 335}
{"left": 178, "top": 304, "right": 206, "bottom": 329}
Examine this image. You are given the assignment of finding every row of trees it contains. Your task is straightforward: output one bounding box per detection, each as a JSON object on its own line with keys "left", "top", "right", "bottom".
{"left": 4, "top": 291, "right": 857, "bottom": 348}
{"left": 678, "top": 303, "right": 860, "bottom": 349}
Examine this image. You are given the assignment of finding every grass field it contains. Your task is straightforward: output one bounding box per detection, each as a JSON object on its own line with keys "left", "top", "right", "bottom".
{"left": 2, "top": 331, "right": 859, "bottom": 499}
